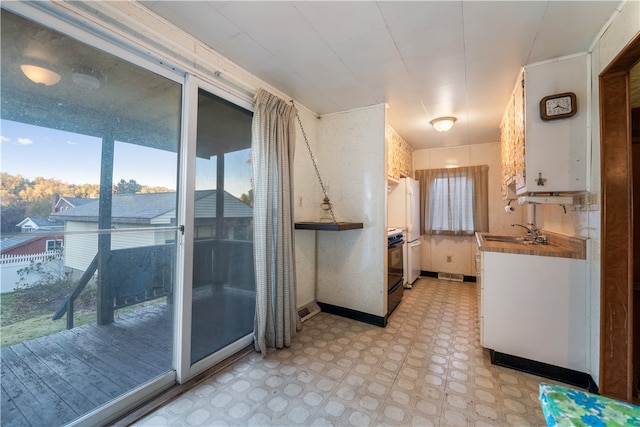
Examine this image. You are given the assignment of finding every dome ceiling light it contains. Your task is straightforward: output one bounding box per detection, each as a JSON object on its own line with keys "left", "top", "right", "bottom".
{"left": 430, "top": 116, "right": 457, "bottom": 132}
{"left": 20, "top": 64, "right": 61, "bottom": 86}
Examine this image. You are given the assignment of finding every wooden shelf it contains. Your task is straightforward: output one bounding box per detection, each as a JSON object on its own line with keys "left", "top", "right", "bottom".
{"left": 295, "top": 222, "right": 363, "bottom": 231}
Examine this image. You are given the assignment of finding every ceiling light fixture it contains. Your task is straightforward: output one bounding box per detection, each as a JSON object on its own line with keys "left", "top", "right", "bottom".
{"left": 430, "top": 116, "right": 457, "bottom": 132}
{"left": 20, "top": 64, "right": 61, "bottom": 86}
{"left": 72, "top": 72, "right": 101, "bottom": 90}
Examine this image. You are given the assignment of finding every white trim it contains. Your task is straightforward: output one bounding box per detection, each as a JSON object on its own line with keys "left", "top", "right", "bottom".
{"left": 588, "top": 0, "right": 628, "bottom": 54}
{"left": 188, "top": 334, "right": 254, "bottom": 379}
{"left": 585, "top": 53, "right": 593, "bottom": 193}
{"left": 523, "top": 51, "right": 590, "bottom": 70}
{"left": 177, "top": 75, "right": 256, "bottom": 383}
{"left": 175, "top": 74, "right": 198, "bottom": 383}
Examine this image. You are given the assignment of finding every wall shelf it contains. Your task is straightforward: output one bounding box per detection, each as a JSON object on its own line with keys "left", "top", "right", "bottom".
{"left": 295, "top": 222, "right": 363, "bottom": 231}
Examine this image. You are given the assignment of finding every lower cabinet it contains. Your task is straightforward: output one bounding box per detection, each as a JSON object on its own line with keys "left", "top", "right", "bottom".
{"left": 481, "top": 251, "right": 587, "bottom": 372}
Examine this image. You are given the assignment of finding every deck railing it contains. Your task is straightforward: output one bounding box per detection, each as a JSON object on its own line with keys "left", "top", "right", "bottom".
{"left": 52, "top": 238, "right": 253, "bottom": 329}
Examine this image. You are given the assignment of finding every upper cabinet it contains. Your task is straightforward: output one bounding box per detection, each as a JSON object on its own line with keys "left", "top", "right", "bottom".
{"left": 387, "top": 125, "right": 413, "bottom": 181}
{"left": 501, "top": 53, "right": 589, "bottom": 196}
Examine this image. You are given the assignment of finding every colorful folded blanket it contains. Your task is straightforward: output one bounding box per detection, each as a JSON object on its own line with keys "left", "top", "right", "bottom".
{"left": 539, "top": 382, "right": 640, "bottom": 426}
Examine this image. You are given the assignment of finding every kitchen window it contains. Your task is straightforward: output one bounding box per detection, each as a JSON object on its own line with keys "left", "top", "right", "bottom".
{"left": 416, "top": 165, "right": 489, "bottom": 235}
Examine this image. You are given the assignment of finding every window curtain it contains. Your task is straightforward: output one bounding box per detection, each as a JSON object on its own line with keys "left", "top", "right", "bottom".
{"left": 416, "top": 165, "right": 489, "bottom": 235}
{"left": 251, "top": 89, "right": 300, "bottom": 356}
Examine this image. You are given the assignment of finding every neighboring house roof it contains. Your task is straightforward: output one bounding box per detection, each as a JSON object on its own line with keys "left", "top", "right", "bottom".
{"left": 16, "top": 217, "right": 65, "bottom": 230}
{"left": 0, "top": 236, "right": 37, "bottom": 252}
{"left": 52, "top": 191, "right": 252, "bottom": 225}
{"left": 55, "top": 197, "right": 96, "bottom": 209}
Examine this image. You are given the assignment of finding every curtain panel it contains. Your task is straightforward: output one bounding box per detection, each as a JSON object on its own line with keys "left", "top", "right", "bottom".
{"left": 416, "top": 165, "right": 489, "bottom": 236}
{"left": 251, "top": 89, "right": 300, "bottom": 356}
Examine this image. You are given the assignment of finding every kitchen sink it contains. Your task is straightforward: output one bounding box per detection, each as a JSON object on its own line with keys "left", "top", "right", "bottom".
{"left": 481, "top": 234, "right": 534, "bottom": 244}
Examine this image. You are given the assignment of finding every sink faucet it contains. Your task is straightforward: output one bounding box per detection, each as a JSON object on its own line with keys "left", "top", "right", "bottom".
{"left": 511, "top": 223, "right": 540, "bottom": 239}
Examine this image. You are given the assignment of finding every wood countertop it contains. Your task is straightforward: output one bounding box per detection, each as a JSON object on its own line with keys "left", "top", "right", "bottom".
{"left": 475, "top": 231, "right": 587, "bottom": 259}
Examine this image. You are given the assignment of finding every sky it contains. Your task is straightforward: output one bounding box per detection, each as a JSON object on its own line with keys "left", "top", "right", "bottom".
{"left": 1, "top": 119, "right": 253, "bottom": 198}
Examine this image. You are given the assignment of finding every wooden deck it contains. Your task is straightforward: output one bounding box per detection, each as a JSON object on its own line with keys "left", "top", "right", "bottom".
{"left": 1, "top": 303, "right": 172, "bottom": 427}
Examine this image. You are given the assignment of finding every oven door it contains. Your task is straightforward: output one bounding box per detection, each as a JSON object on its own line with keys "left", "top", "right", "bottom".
{"left": 388, "top": 241, "right": 404, "bottom": 290}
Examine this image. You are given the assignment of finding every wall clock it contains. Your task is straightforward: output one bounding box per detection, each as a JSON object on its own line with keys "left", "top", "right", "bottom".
{"left": 539, "top": 92, "right": 577, "bottom": 121}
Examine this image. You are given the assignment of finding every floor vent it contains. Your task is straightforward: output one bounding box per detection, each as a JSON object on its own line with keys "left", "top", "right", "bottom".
{"left": 297, "top": 301, "right": 321, "bottom": 323}
{"left": 437, "top": 272, "right": 464, "bottom": 282}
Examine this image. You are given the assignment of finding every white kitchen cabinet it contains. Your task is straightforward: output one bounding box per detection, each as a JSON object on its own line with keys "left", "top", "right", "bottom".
{"left": 518, "top": 53, "right": 589, "bottom": 194}
{"left": 475, "top": 252, "right": 483, "bottom": 346}
{"left": 500, "top": 53, "right": 589, "bottom": 196}
{"left": 481, "top": 250, "right": 587, "bottom": 372}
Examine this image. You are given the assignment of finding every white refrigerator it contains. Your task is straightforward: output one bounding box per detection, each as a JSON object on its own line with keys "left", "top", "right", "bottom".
{"left": 388, "top": 177, "right": 422, "bottom": 286}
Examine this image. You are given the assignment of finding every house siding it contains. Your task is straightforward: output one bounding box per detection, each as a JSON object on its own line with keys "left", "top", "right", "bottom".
{"left": 64, "top": 222, "right": 169, "bottom": 272}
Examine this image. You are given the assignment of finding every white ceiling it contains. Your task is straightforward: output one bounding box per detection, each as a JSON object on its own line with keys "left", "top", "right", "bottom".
{"left": 141, "top": 1, "right": 621, "bottom": 150}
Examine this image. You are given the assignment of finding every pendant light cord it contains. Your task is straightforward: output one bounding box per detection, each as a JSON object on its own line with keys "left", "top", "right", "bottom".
{"left": 295, "top": 113, "right": 337, "bottom": 223}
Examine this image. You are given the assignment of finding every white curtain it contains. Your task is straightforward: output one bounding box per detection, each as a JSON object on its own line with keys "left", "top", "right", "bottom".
{"left": 416, "top": 165, "right": 489, "bottom": 236}
{"left": 251, "top": 88, "right": 300, "bottom": 356}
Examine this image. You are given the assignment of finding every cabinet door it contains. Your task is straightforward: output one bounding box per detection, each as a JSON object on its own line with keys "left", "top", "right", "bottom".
{"left": 482, "top": 251, "right": 587, "bottom": 371}
{"left": 521, "top": 54, "right": 588, "bottom": 194}
{"left": 477, "top": 265, "right": 483, "bottom": 346}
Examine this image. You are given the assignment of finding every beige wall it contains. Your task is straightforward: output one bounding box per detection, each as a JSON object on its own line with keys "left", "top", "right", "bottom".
{"left": 316, "top": 105, "right": 388, "bottom": 316}
{"left": 413, "top": 142, "right": 525, "bottom": 276}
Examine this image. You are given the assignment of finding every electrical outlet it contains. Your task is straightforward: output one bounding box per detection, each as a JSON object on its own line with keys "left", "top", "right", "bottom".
{"left": 587, "top": 193, "right": 599, "bottom": 211}
{"left": 446, "top": 255, "right": 452, "bottom": 263}
{"left": 579, "top": 193, "right": 599, "bottom": 211}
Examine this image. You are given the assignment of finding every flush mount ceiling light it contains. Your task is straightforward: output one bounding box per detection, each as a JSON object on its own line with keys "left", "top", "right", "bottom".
{"left": 20, "top": 64, "right": 61, "bottom": 86}
{"left": 430, "top": 116, "right": 457, "bottom": 132}
{"left": 72, "top": 72, "right": 100, "bottom": 90}
{"left": 71, "top": 66, "right": 103, "bottom": 90}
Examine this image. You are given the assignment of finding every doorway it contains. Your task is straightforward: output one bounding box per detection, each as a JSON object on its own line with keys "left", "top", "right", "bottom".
{"left": 599, "top": 33, "right": 640, "bottom": 401}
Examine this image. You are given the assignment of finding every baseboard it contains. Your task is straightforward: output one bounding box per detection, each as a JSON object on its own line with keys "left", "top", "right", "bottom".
{"left": 421, "top": 271, "right": 477, "bottom": 283}
{"left": 317, "top": 302, "right": 386, "bottom": 327}
{"left": 490, "top": 350, "right": 598, "bottom": 393}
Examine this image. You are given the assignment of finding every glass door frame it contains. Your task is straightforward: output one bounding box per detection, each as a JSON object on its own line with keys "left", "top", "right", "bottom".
{"left": 2, "top": 3, "right": 183, "bottom": 426}
{"left": 178, "top": 75, "right": 255, "bottom": 383}
{"left": 2, "top": 1, "right": 257, "bottom": 424}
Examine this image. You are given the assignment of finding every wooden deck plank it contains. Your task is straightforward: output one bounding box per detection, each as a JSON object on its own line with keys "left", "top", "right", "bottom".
{"left": 109, "top": 309, "right": 172, "bottom": 355}
{"left": 1, "top": 346, "right": 79, "bottom": 425}
{"left": 1, "top": 357, "right": 51, "bottom": 427}
{"left": 1, "top": 384, "right": 30, "bottom": 427}
{"left": 113, "top": 304, "right": 172, "bottom": 353}
{"left": 0, "top": 303, "right": 175, "bottom": 426}
{"left": 56, "top": 328, "right": 160, "bottom": 384}
{"left": 78, "top": 323, "right": 170, "bottom": 369}
{"left": 10, "top": 342, "right": 93, "bottom": 415}
{"left": 24, "top": 336, "right": 123, "bottom": 403}
{"left": 79, "top": 323, "right": 170, "bottom": 375}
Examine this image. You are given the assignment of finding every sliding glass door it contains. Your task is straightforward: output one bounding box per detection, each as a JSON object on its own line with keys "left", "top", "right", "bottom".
{"left": 1, "top": 6, "right": 259, "bottom": 424}
{"left": 190, "top": 88, "right": 255, "bottom": 365}
{"left": 0, "top": 8, "right": 181, "bottom": 426}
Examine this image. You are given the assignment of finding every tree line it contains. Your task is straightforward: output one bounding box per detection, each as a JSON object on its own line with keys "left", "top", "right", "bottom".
{"left": 1, "top": 173, "right": 171, "bottom": 232}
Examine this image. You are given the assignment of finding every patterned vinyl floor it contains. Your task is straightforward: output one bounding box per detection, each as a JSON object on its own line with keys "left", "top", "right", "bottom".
{"left": 135, "top": 277, "right": 558, "bottom": 426}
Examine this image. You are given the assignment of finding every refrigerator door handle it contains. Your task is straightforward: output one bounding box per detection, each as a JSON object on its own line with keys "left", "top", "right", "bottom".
{"left": 406, "top": 188, "right": 414, "bottom": 233}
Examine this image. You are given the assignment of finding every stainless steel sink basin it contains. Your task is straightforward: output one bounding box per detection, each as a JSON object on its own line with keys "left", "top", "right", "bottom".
{"left": 482, "top": 234, "right": 534, "bottom": 244}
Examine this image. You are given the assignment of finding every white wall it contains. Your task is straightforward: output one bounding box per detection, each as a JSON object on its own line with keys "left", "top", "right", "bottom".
{"left": 413, "top": 142, "right": 525, "bottom": 276}
{"left": 314, "top": 105, "right": 387, "bottom": 317}
{"left": 538, "top": 0, "right": 640, "bottom": 387}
